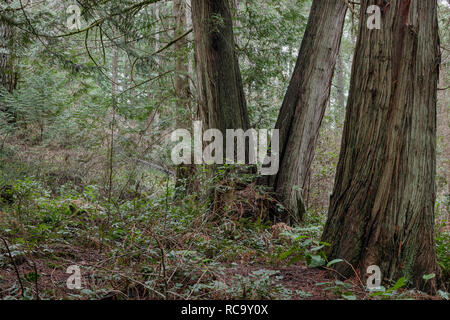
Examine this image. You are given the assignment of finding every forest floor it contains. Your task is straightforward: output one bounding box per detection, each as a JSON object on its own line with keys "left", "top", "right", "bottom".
{"left": 0, "top": 205, "right": 446, "bottom": 301}
{"left": 0, "top": 244, "right": 443, "bottom": 300}
{"left": 0, "top": 144, "right": 448, "bottom": 300}
{"left": 0, "top": 245, "right": 340, "bottom": 300}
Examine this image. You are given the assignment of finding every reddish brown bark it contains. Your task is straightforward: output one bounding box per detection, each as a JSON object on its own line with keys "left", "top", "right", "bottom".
{"left": 264, "top": 0, "right": 347, "bottom": 223}
{"left": 322, "top": 0, "right": 442, "bottom": 292}
{"left": 191, "top": 0, "right": 249, "bottom": 134}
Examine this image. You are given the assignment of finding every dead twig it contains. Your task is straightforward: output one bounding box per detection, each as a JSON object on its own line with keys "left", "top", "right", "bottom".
{"left": 342, "top": 259, "right": 365, "bottom": 290}
{"left": 0, "top": 236, "right": 25, "bottom": 298}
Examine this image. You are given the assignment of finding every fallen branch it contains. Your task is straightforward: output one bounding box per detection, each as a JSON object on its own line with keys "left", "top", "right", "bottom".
{"left": 134, "top": 159, "right": 176, "bottom": 176}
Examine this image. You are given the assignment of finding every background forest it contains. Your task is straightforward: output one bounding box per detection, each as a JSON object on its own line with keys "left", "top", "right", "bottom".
{"left": 0, "top": 0, "right": 449, "bottom": 300}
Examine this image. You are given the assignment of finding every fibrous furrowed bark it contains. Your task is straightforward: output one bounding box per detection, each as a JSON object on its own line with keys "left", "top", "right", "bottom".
{"left": 191, "top": 0, "right": 249, "bottom": 135}
{"left": 322, "top": 0, "right": 442, "bottom": 292}
{"left": 191, "top": 0, "right": 251, "bottom": 214}
{"left": 263, "top": 0, "right": 347, "bottom": 223}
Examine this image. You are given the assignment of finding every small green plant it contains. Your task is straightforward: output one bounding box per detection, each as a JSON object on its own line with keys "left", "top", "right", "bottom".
{"left": 200, "top": 269, "right": 292, "bottom": 300}
{"left": 275, "top": 230, "right": 329, "bottom": 267}
{"left": 437, "top": 290, "right": 449, "bottom": 300}
{"left": 435, "top": 227, "right": 450, "bottom": 284}
{"left": 316, "top": 280, "right": 356, "bottom": 300}
{"left": 369, "top": 276, "right": 407, "bottom": 300}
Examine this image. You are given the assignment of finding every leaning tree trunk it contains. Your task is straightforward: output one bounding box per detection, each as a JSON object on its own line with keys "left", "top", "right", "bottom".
{"left": 264, "top": 0, "right": 347, "bottom": 223}
{"left": 0, "top": 9, "right": 18, "bottom": 114}
{"left": 191, "top": 0, "right": 249, "bottom": 136}
{"left": 174, "top": 0, "right": 197, "bottom": 196}
{"left": 322, "top": 0, "right": 442, "bottom": 292}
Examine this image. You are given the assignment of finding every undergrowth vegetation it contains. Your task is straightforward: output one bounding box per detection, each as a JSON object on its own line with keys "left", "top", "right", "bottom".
{"left": 1, "top": 168, "right": 448, "bottom": 300}
{"left": 0, "top": 0, "right": 449, "bottom": 301}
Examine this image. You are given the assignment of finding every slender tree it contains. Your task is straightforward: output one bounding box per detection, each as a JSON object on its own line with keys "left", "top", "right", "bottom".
{"left": 322, "top": 0, "right": 442, "bottom": 291}
{"left": 174, "top": 0, "right": 197, "bottom": 195}
{"left": 107, "top": 28, "right": 119, "bottom": 202}
{"left": 0, "top": 3, "right": 18, "bottom": 114}
{"left": 263, "top": 0, "right": 347, "bottom": 223}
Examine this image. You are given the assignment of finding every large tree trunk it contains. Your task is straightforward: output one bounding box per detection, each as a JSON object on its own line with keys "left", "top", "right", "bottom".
{"left": 174, "top": 0, "right": 197, "bottom": 196}
{"left": 322, "top": 0, "right": 442, "bottom": 292}
{"left": 191, "top": 0, "right": 249, "bottom": 135}
{"left": 0, "top": 8, "right": 18, "bottom": 114}
{"left": 264, "top": 0, "right": 347, "bottom": 223}
{"left": 191, "top": 0, "right": 250, "bottom": 216}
